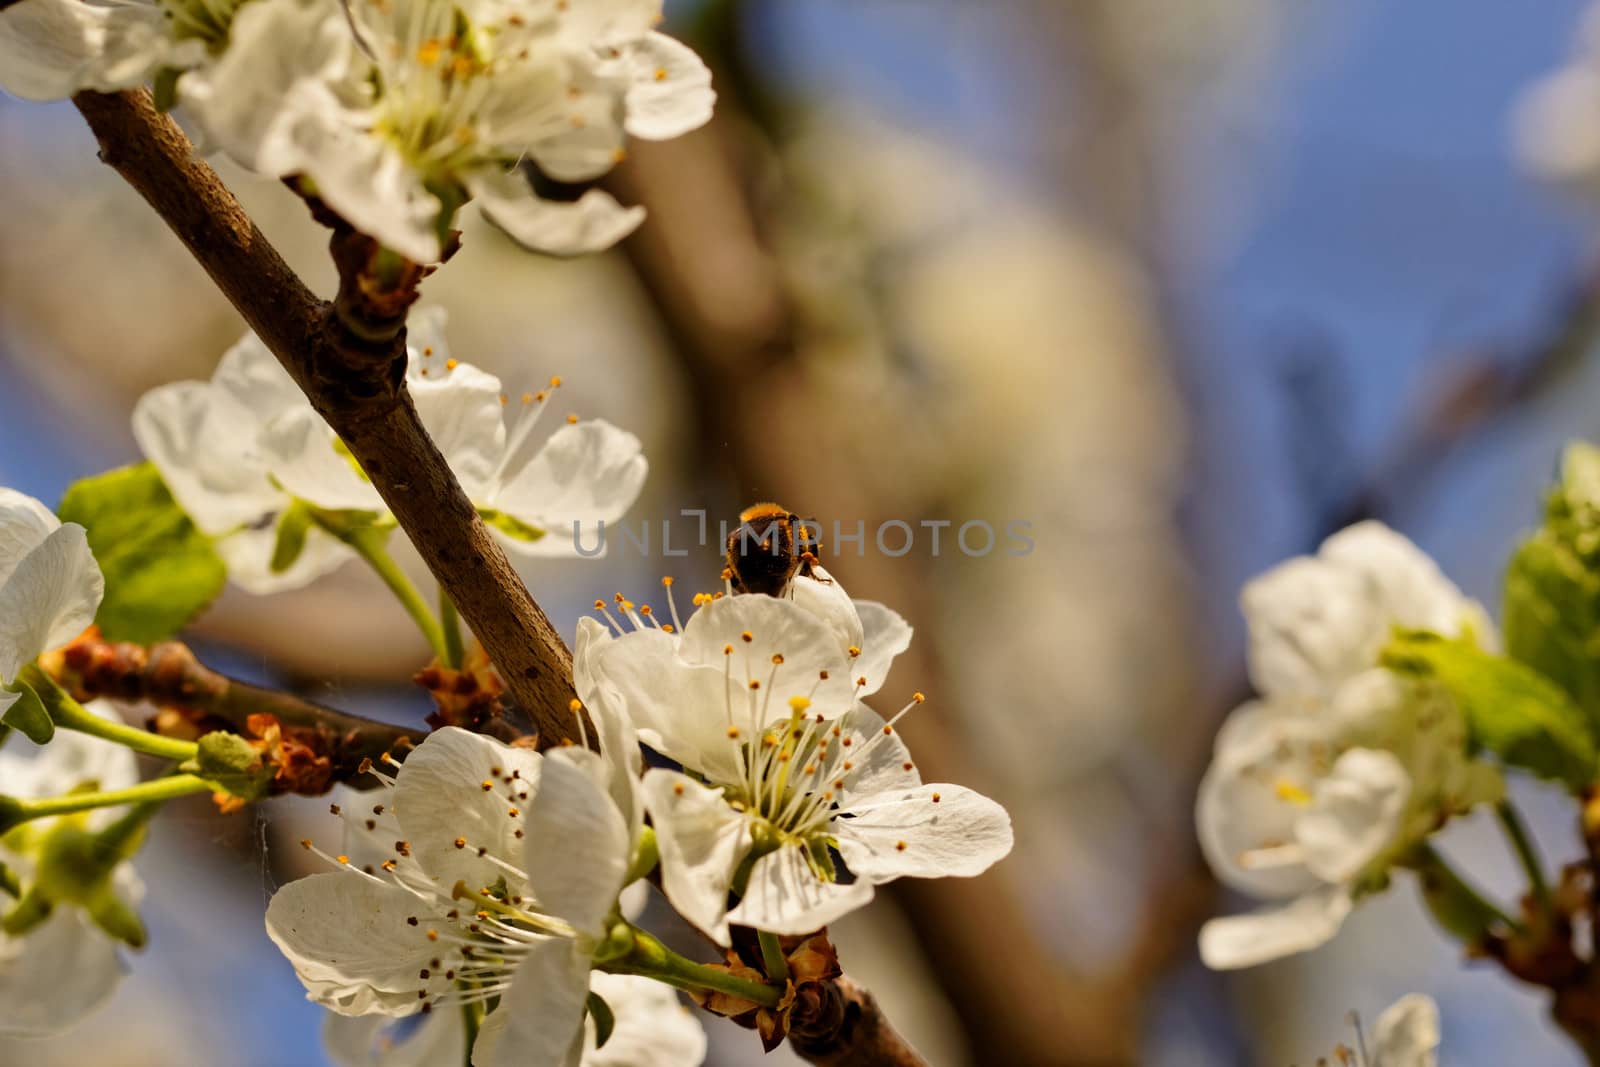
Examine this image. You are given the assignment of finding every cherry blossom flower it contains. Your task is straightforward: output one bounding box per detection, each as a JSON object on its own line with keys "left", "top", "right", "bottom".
{"left": 135, "top": 308, "right": 646, "bottom": 589}
{"left": 1197, "top": 523, "right": 1501, "bottom": 969}
{"left": 182, "top": 0, "right": 715, "bottom": 262}
{"left": 575, "top": 573, "right": 1011, "bottom": 944}
{"left": 266, "top": 718, "right": 647, "bottom": 1067}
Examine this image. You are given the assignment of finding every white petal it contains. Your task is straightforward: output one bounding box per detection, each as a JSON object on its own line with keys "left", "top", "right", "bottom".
{"left": 0, "top": 488, "right": 60, "bottom": 589}
{"left": 785, "top": 569, "right": 864, "bottom": 668}
{"left": 725, "top": 843, "right": 874, "bottom": 936}
{"left": 410, "top": 360, "right": 506, "bottom": 504}
{"left": 214, "top": 520, "right": 353, "bottom": 595}
{"left": 578, "top": 627, "right": 742, "bottom": 781}
{"left": 833, "top": 706, "right": 920, "bottom": 795}
{"left": 1297, "top": 749, "right": 1409, "bottom": 884}
{"left": 1320, "top": 521, "right": 1477, "bottom": 638}
{"left": 522, "top": 747, "right": 632, "bottom": 935}
{"left": 1241, "top": 556, "right": 1386, "bottom": 698}
{"left": 261, "top": 407, "right": 386, "bottom": 514}
{"left": 324, "top": 1008, "right": 467, "bottom": 1067}
{"left": 0, "top": 907, "right": 124, "bottom": 1037}
{"left": 133, "top": 380, "right": 280, "bottom": 534}
{"left": 0, "top": 523, "right": 103, "bottom": 682}
{"left": 835, "top": 783, "right": 1013, "bottom": 883}
{"left": 640, "top": 770, "right": 751, "bottom": 946}
{"left": 572, "top": 618, "right": 645, "bottom": 823}
{"left": 850, "top": 600, "right": 912, "bottom": 697}
{"left": 0, "top": 0, "right": 173, "bottom": 100}
{"left": 468, "top": 169, "right": 645, "bottom": 257}
{"left": 265, "top": 872, "right": 450, "bottom": 1016}
{"left": 585, "top": 973, "right": 706, "bottom": 1067}
{"left": 491, "top": 420, "right": 647, "bottom": 558}
{"left": 622, "top": 34, "right": 716, "bottom": 141}
{"left": 1197, "top": 885, "right": 1353, "bottom": 970}
{"left": 678, "top": 595, "right": 856, "bottom": 717}
{"left": 1371, "top": 994, "right": 1441, "bottom": 1067}
{"left": 393, "top": 728, "right": 542, "bottom": 899}
{"left": 476, "top": 937, "right": 589, "bottom": 1067}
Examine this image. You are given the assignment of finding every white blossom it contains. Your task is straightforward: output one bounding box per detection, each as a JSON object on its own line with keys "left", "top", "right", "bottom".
{"left": 0, "top": 706, "right": 142, "bottom": 1037}
{"left": 322, "top": 972, "right": 705, "bottom": 1067}
{"left": 1368, "top": 993, "right": 1441, "bottom": 1067}
{"left": 258, "top": 307, "right": 647, "bottom": 558}
{"left": 182, "top": 0, "right": 715, "bottom": 262}
{"left": 1516, "top": 4, "right": 1600, "bottom": 197}
{"left": 266, "top": 719, "right": 646, "bottom": 1067}
{"left": 576, "top": 572, "right": 1011, "bottom": 944}
{"left": 135, "top": 308, "right": 645, "bottom": 589}
{"left": 0, "top": 487, "right": 103, "bottom": 711}
{"left": 1198, "top": 523, "right": 1501, "bottom": 970}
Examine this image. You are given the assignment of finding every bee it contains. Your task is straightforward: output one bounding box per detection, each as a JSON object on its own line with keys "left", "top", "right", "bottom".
{"left": 725, "top": 502, "right": 825, "bottom": 597}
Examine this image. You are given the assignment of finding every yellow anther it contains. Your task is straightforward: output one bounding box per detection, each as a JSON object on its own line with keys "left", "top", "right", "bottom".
{"left": 847, "top": 646, "right": 861, "bottom": 658}
{"left": 550, "top": 376, "right": 563, "bottom": 387}
{"left": 445, "top": 358, "right": 458, "bottom": 370}
{"left": 912, "top": 692, "right": 926, "bottom": 704}
{"left": 741, "top": 631, "right": 754, "bottom": 643}
{"left": 569, "top": 698, "right": 582, "bottom": 712}
{"left": 566, "top": 414, "right": 579, "bottom": 424}
{"left": 654, "top": 67, "right": 668, "bottom": 81}
{"left": 726, "top": 726, "right": 741, "bottom": 739}
{"left": 1274, "top": 780, "right": 1312, "bottom": 806}
{"left": 662, "top": 576, "right": 674, "bottom": 586}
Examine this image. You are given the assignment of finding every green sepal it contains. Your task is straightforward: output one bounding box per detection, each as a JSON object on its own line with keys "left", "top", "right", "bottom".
{"left": 2, "top": 681, "right": 54, "bottom": 745}
{"left": 477, "top": 507, "right": 547, "bottom": 544}
{"left": 184, "top": 731, "right": 272, "bottom": 802}
{"left": 1, "top": 887, "right": 52, "bottom": 938}
{"left": 1382, "top": 630, "right": 1600, "bottom": 789}
{"left": 270, "top": 500, "right": 316, "bottom": 575}
{"left": 592, "top": 921, "right": 635, "bottom": 965}
{"left": 151, "top": 66, "right": 182, "bottom": 112}
{"left": 0, "top": 859, "right": 19, "bottom": 899}
{"left": 58, "top": 462, "right": 226, "bottom": 643}
{"left": 586, "top": 991, "right": 616, "bottom": 1050}
{"left": 1411, "top": 845, "right": 1505, "bottom": 946}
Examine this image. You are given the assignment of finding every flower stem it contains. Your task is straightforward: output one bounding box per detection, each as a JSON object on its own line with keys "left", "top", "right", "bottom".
{"left": 439, "top": 585, "right": 465, "bottom": 670}
{"left": 758, "top": 929, "right": 789, "bottom": 982}
{"left": 6, "top": 774, "right": 217, "bottom": 827}
{"left": 335, "top": 525, "right": 449, "bottom": 662}
{"left": 601, "top": 926, "right": 783, "bottom": 1008}
{"left": 1496, "top": 799, "right": 1551, "bottom": 917}
{"left": 19, "top": 665, "right": 197, "bottom": 761}
{"left": 1413, "top": 841, "right": 1520, "bottom": 939}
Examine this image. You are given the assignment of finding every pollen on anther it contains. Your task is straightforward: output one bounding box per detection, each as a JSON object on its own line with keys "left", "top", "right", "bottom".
{"left": 902, "top": 761, "right": 914, "bottom": 771}
{"left": 932, "top": 793, "right": 942, "bottom": 803}
{"left": 382, "top": 860, "right": 397, "bottom": 872}
{"left": 820, "top": 670, "right": 830, "bottom": 680}
{"left": 858, "top": 677, "right": 868, "bottom": 687}
{"left": 726, "top": 726, "right": 741, "bottom": 739}
{"left": 569, "top": 698, "right": 582, "bottom": 712}
{"left": 514, "top": 829, "right": 524, "bottom": 838}
{"left": 595, "top": 599, "right": 606, "bottom": 610}
{"left": 884, "top": 726, "right": 894, "bottom": 736}
{"left": 723, "top": 644, "right": 733, "bottom": 655}
{"left": 662, "top": 576, "right": 674, "bottom": 587}
{"left": 741, "top": 630, "right": 754, "bottom": 643}
{"left": 654, "top": 67, "right": 668, "bottom": 81}
{"left": 673, "top": 782, "right": 685, "bottom": 796}
{"left": 566, "top": 414, "right": 578, "bottom": 424}
{"left": 507, "top": 808, "right": 520, "bottom": 818}
{"left": 406, "top": 916, "right": 418, "bottom": 926}
{"left": 912, "top": 692, "right": 926, "bottom": 704}
{"left": 299, "top": 839, "right": 312, "bottom": 850}
{"left": 365, "top": 819, "right": 377, "bottom": 831}
{"left": 771, "top": 653, "right": 785, "bottom": 665}
{"left": 373, "top": 804, "right": 385, "bottom": 815}
{"left": 895, "top": 841, "right": 907, "bottom": 852}
{"left": 426, "top": 929, "right": 440, "bottom": 941}
{"left": 454, "top": 837, "right": 467, "bottom": 849}
{"left": 521, "top": 392, "right": 534, "bottom": 405}
{"left": 445, "top": 358, "right": 458, "bottom": 370}
{"left": 847, "top": 646, "right": 861, "bottom": 658}
{"left": 481, "top": 780, "right": 493, "bottom": 791}
{"left": 329, "top": 803, "right": 342, "bottom": 815}
{"left": 749, "top": 679, "right": 761, "bottom": 690}
{"left": 336, "top": 854, "right": 349, "bottom": 865}
{"left": 550, "top": 375, "right": 562, "bottom": 387}
{"left": 843, "top": 761, "right": 854, "bottom": 771}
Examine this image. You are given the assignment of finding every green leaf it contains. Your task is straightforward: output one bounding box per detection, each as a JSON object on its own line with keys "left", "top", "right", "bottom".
{"left": 586, "top": 991, "right": 615, "bottom": 1050}
{"left": 1383, "top": 631, "right": 1599, "bottom": 788}
{"left": 271, "top": 500, "right": 315, "bottom": 575}
{"left": 1, "top": 682, "right": 54, "bottom": 745}
{"left": 477, "top": 508, "right": 547, "bottom": 544}
{"left": 1504, "top": 530, "right": 1600, "bottom": 723}
{"left": 57, "top": 463, "right": 226, "bottom": 643}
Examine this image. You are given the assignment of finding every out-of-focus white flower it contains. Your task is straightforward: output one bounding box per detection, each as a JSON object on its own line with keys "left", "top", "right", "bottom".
{"left": 267, "top": 720, "right": 646, "bottom": 1067}
{"left": 0, "top": 707, "right": 142, "bottom": 1037}
{"left": 182, "top": 0, "right": 715, "bottom": 262}
{"left": 576, "top": 573, "right": 1011, "bottom": 945}
{"left": 258, "top": 307, "right": 646, "bottom": 558}
{"left": 0, "top": 0, "right": 229, "bottom": 101}
{"left": 322, "top": 972, "right": 706, "bottom": 1067}
{"left": 1197, "top": 523, "right": 1501, "bottom": 970}
{"left": 135, "top": 308, "right": 645, "bottom": 587}
{"left": 1516, "top": 4, "right": 1600, "bottom": 196}
{"left": 0, "top": 488, "right": 103, "bottom": 712}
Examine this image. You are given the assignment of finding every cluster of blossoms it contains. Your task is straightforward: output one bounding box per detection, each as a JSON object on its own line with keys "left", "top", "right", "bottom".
{"left": 1, "top": 0, "right": 714, "bottom": 260}
{"left": 266, "top": 564, "right": 1014, "bottom": 1062}
{"left": 1197, "top": 521, "right": 1502, "bottom": 968}
{"left": 134, "top": 307, "right": 646, "bottom": 593}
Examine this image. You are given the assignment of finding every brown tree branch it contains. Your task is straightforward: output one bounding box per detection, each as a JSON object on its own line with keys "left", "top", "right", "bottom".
{"left": 789, "top": 977, "right": 927, "bottom": 1067}
{"left": 46, "top": 633, "right": 417, "bottom": 787}
{"left": 70, "top": 88, "right": 578, "bottom": 746}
